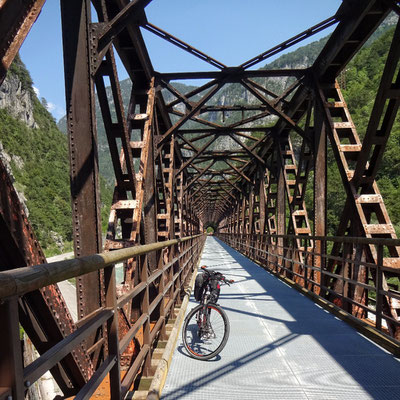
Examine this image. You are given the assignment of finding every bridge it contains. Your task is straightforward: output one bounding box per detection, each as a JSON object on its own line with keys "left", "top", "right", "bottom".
{"left": 0, "top": 0, "right": 400, "bottom": 399}
{"left": 162, "top": 236, "right": 400, "bottom": 400}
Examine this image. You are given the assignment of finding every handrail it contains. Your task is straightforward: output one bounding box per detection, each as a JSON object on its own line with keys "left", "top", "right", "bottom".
{"left": 217, "top": 232, "right": 400, "bottom": 355}
{"left": 226, "top": 232, "right": 400, "bottom": 246}
{"left": 0, "top": 234, "right": 203, "bottom": 299}
{"left": 0, "top": 233, "right": 206, "bottom": 399}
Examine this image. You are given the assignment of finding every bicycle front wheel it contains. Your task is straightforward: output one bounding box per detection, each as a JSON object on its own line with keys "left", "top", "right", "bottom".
{"left": 182, "top": 303, "right": 230, "bottom": 360}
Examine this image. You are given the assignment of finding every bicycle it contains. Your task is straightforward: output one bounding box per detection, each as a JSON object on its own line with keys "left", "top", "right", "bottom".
{"left": 182, "top": 266, "right": 234, "bottom": 360}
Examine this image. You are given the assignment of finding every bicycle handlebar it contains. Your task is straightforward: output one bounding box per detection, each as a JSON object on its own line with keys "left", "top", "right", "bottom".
{"left": 200, "top": 266, "right": 234, "bottom": 285}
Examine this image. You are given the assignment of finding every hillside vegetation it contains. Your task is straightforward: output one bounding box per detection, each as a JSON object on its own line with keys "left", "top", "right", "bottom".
{"left": 0, "top": 56, "right": 112, "bottom": 255}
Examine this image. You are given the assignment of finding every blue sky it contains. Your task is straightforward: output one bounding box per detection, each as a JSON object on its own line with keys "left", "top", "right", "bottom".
{"left": 20, "top": 0, "right": 342, "bottom": 121}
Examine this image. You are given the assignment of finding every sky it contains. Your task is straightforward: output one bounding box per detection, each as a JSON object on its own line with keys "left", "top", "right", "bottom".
{"left": 19, "top": 0, "right": 342, "bottom": 121}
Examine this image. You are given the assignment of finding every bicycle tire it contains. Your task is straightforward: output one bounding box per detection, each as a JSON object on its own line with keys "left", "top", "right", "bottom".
{"left": 182, "top": 303, "right": 230, "bottom": 360}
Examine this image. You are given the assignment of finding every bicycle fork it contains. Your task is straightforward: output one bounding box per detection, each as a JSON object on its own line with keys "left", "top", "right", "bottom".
{"left": 197, "top": 305, "right": 215, "bottom": 339}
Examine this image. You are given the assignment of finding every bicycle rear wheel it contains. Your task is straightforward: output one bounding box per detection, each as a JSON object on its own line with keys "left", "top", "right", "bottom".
{"left": 182, "top": 303, "right": 229, "bottom": 360}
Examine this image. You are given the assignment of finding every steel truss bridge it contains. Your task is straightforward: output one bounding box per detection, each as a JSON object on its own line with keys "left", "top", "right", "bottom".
{"left": 0, "top": 0, "right": 400, "bottom": 398}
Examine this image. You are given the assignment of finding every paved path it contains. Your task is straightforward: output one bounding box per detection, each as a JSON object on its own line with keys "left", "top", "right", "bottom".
{"left": 162, "top": 237, "right": 400, "bottom": 400}
{"left": 47, "top": 253, "right": 77, "bottom": 321}
{"left": 47, "top": 252, "right": 123, "bottom": 322}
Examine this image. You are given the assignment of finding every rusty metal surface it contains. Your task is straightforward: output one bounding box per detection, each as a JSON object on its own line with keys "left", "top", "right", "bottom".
{"left": 0, "top": 299, "right": 24, "bottom": 399}
{"left": 318, "top": 81, "right": 400, "bottom": 338}
{"left": 0, "top": 0, "right": 45, "bottom": 85}
{"left": 2, "top": 0, "right": 400, "bottom": 397}
{"left": 61, "top": 0, "right": 103, "bottom": 325}
{"left": 0, "top": 159, "right": 92, "bottom": 393}
{"left": 0, "top": 234, "right": 204, "bottom": 397}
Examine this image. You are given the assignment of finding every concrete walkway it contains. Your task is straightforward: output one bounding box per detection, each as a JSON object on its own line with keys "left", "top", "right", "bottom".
{"left": 162, "top": 237, "right": 400, "bottom": 400}
{"left": 47, "top": 252, "right": 78, "bottom": 321}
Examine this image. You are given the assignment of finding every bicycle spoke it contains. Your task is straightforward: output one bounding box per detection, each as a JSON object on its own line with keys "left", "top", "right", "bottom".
{"left": 183, "top": 304, "right": 229, "bottom": 359}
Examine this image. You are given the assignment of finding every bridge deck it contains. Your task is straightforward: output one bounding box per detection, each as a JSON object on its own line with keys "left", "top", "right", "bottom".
{"left": 162, "top": 237, "right": 400, "bottom": 399}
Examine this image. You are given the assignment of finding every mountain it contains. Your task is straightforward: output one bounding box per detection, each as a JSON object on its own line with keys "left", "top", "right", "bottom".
{"left": 0, "top": 55, "right": 112, "bottom": 255}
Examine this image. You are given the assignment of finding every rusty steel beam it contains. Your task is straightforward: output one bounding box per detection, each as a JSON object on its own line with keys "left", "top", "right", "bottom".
{"left": 170, "top": 108, "right": 223, "bottom": 130}
{"left": 352, "top": 19, "right": 400, "bottom": 186}
{"left": 157, "top": 82, "right": 223, "bottom": 148}
{"left": 61, "top": 0, "right": 103, "bottom": 323}
{"left": 313, "top": 96, "right": 327, "bottom": 293}
{"left": 0, "top": 299, "right": 24, "bottom": 398}
{"left": 0, "top": 0, "right": 45, "bottom": 85}
{"left": 199, "top": 104, "right": 270, "bottom": 113}
{"left": 218, "top": 173, "right": 241, "bottom": 193}
{"left": 225, "top": 160, "right": 253, "bottom": 184}
{"left": 166, "top": 78, "right": 220, "bottom": 108}
{"left": 143, "top": 22, "right": 226, "bottom": 70}
{"left": 228, "top": 133, "right": 266, "bottom": 166}
{"left": 240, "top": 14, "right": 338, "bottom": 69}
{"left": 176, "top": 127, "right": 269, "bottom": 134}
{"left": 241, "top": 78, "right": 308, "bottom": 140}
{"left": 184, "top": 161, "right": 216, "bottom": 193}
{"left": 95, "top": 52, "right": 137, "bottom": 194}
{"left": 161, "top": 80, "right": 193, "bottom": 110}
{"left": 313, "top": 0, "right": 390, "bottom": 81}
{"left": 97, "top": 0, "right": 152, "bottom": 54}
{"left": 157, "top": 69, "right": 306, "bottom": 82}
{"left": 175, "top": 135, "right": 218, "bottom": 176}
{"left": 317, "top": 82, "right": 400, "bottom": 338}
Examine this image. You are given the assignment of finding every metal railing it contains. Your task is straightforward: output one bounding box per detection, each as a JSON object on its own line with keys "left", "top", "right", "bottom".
{"left": 217, "top": 233, "right": 400, "bottom": 348}
{"left": 0, "top": 234, "right": 205, "bottom": 399}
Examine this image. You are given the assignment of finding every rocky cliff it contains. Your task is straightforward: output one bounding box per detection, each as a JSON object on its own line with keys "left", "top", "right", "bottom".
{"left": 0, "top": 73, "right": 37, "bottom": 128}
{"left": 0, "top": 54, "right": 35, "bottom": 217}
{"left": 0, "top": 55, "right": 76, "bottom": 254}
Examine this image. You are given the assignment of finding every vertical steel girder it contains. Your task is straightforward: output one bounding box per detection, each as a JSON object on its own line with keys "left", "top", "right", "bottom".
{"left": 265, "top": 167, "right": 278, "bottom": 240}
{"left": 60, "top": 3, "right": 104, "bottom": 365}
{"left": 0, "top": 299, "right": 24, "bottom": 399}
{"left": 313, "top": 97, "right": 328, "bottom": 293}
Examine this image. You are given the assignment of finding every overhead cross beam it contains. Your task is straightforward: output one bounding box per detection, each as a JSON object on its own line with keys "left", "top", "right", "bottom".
{"left": 239, "top": 14, "right": 339, "bottom": 69}
{"left": 157, "top": 82, "right": 223, "bottom": 148}
{"left": 143, "top": 22, "right": 227, "bottom": 69}
{"left": 241, "top": 78, "right": 309, "bottom": 140}
{"left": 97, "top": 0, "right": 152, "bottom": 53}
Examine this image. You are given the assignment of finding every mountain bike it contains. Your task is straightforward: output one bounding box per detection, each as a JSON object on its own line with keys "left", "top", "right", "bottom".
{"left": 182, "top": 266, "right": 234, "bottom": 360}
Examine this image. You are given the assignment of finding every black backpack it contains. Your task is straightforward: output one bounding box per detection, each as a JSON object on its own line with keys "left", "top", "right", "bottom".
{"left": 194, "top": 272, "right": 206, "bottom": 301}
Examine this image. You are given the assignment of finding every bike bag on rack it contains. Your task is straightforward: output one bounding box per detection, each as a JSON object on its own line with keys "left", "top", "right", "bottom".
{"left": 209, "top": 279, "right": 220, "bottom": 303}
{"left": 194, "top": 272, "right": 206, "bottom": 301}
